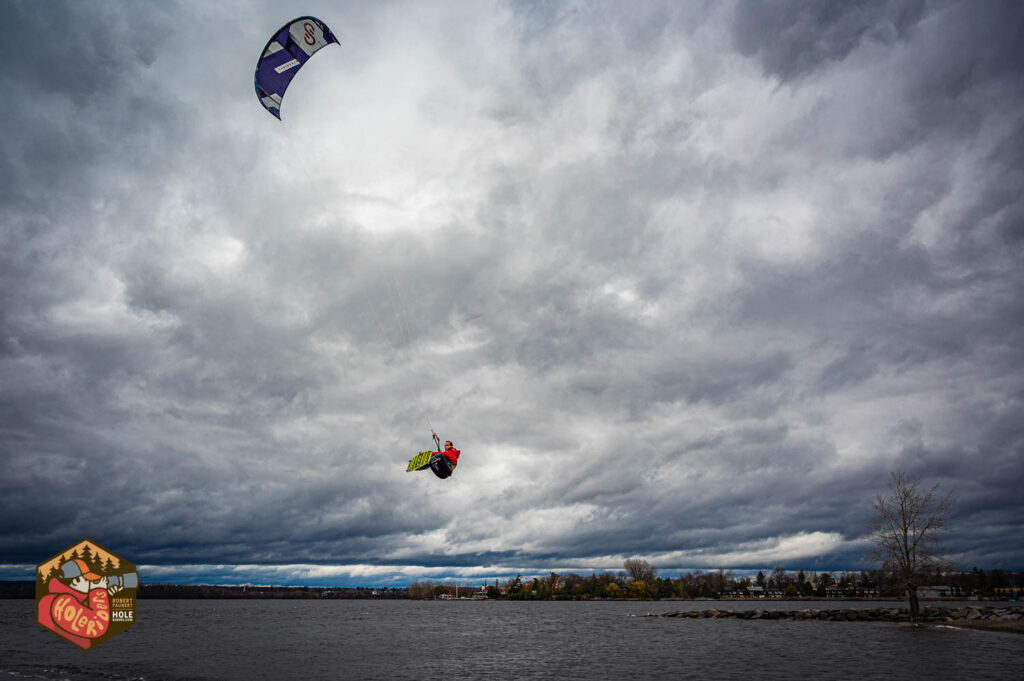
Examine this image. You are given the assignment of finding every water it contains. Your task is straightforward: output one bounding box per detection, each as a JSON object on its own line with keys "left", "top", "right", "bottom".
{"left": 2, "top": 599, "right": 1021, "bottom": 680}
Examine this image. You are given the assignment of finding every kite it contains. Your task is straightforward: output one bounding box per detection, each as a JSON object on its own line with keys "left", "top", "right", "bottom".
{"left": 254, "top": 16, "right": 338, "bottom": 119}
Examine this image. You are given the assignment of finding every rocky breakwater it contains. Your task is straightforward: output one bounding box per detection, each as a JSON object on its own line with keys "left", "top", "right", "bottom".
{"left": 651, "top": 606, "right": 1024, "bottom": 632}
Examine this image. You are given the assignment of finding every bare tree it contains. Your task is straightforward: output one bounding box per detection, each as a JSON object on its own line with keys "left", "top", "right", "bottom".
{"left": 623, "top": 557, "right": 656, "bottom": 585}
{"left": 406, "top": 581, "right": 435, "bottom": 600}
{"left": 767, "top": 566, "right": 791, "bottom": 591}
{"left": 867, "top": 471, "right": 953, "bottom": 620}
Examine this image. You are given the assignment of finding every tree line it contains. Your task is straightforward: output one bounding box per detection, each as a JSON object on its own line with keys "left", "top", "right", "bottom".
{"left": 3, "top": 568, "right": 1018, "bottom": 600}
{"left": 406, "top": 561, "right": 1024, "bottom": 600}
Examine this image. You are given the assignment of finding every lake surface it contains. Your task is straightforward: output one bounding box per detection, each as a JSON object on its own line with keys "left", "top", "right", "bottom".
{"left": 2, "top": 599, "right": 1021, "bottom": 680}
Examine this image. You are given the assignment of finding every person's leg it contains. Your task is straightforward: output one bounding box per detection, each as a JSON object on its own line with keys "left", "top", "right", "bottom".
{"left": 430, "top": 456, "right": 453, "bottom": 479}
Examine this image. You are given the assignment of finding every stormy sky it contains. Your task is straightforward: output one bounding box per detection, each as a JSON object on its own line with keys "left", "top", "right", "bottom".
{"left": 2, "top": 0, "right": 1022, "bottom": 586}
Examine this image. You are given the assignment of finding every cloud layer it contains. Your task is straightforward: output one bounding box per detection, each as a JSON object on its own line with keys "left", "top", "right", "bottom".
{"left": 2, "top": 0, "right": 1022, "bottom": 584}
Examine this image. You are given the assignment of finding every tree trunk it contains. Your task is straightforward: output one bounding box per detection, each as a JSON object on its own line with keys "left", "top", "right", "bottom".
{"left": 906, "top": 583, "right": 920, "bottom": 620}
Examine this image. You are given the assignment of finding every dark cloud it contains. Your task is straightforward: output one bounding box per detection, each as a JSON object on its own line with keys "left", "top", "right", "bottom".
{"left": 1, "top": 0, "right": 1022, "bottom": 582}
{"left": 732, "top": 0, "right": 928, "bottom": 80}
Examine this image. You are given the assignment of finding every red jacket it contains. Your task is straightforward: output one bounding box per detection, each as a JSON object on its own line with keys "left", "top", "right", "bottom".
{"left": 37, "top": 579, "right": 111, "bottom": 649}
{"left": 440, "top": 447, "right": 461, "bottom": 468}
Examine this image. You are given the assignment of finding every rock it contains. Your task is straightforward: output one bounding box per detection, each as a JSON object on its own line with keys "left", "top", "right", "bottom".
{"left": 653, "top": 605, "right": 1024, "bottom": 628}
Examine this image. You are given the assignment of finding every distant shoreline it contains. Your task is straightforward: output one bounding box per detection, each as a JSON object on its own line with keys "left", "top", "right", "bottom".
{"left": 1, "top": 580, "right": 1017, "bottom": 603}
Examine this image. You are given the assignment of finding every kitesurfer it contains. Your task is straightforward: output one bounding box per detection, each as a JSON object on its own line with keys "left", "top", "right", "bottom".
{"left": 429, "top": 439, "right": 460, "bottom": 479}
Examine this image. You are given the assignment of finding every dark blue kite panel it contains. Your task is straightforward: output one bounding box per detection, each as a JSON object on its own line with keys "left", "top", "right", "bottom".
{"left": 254, "top": 16, "right": 338, "bottom": 119}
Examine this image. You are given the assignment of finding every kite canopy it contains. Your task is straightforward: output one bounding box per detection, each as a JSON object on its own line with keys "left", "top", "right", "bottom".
{"left": 254, "top": 16, "right": 338, "bottom": 119}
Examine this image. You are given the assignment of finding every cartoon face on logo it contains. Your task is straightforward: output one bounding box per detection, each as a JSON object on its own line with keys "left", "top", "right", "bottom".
{"left": 36, "top": 539, "right": 139, "bottom": 650}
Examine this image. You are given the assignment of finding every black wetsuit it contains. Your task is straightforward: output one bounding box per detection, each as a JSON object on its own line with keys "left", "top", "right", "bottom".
{"left": 429, "top": 454, "right": 454, "bottom": 479}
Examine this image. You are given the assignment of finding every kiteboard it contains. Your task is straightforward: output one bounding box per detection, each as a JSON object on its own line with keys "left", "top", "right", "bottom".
{"left": 406, "top": 450, "right": 435, "bottom": 472}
